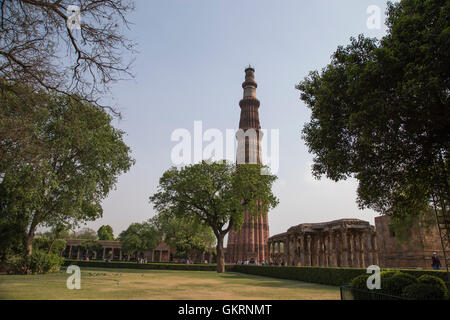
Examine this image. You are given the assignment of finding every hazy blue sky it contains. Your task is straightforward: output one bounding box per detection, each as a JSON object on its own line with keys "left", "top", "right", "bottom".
{"left": 83, "top": 0, "right": 392, "bottom": 240}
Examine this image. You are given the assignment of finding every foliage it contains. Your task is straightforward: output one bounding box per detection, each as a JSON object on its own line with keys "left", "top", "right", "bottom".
{"left": 29, "top": 250, "right": 64, "bottom": 274}
{"left": 119, "top": 222, "right": 160, "bottom": 257}
{"left": 74, "top": 228, "right": 98, "bottom": 241}
{"left": 382, "top": 273, "right": 418, "bottom": 296}
{"left": 402, "top": 283, "right": 445, "bottom": 300}
{"left": 296, "top": 0, "right": 450, "bottom": 222}
{"left": 7, "top": 251, "right": 64, "bottom": 274}
{"left": 388, "top": 208, "right": 437, "bottom": 244}
{"left": 350, "top": 274, "right": 371, "bottom": 300}
{"left": 80, "top": 240, "right": 102, "bottom": 254}
{"left": 150, "top": 211, "right": 216, "bottom": 260}
{"left": 417, "top": 274, "right": 448, "bottom": 299}
{"left": 97, "top": 225, "right": 115, "bottom": 241}
{"left": 0, "top": 90, "right": 134, "bottom": 268}
{"left": 149, "top": 161, "right": 278, "bottom": 273}
{"left": 33, "top": 237, "right": 66, "bottom": 255}
{"left": 233, "top": 265, "right": 366, "bottom": 286}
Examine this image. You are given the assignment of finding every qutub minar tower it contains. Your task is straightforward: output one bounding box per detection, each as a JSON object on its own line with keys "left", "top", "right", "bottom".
{"left": 226, "top": 67, "right": 270, "bottom": 264}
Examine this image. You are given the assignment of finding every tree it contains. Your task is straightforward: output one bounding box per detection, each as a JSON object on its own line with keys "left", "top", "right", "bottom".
{"left": 0, "top": 90, "right": 134, "bottom": 271}
{"left": 97, "top": 225, "right": 114, "bottom": 241}
{"left": 118, "top": 222, "right": 160, "bottom": 259}
{"left": 150, "top": 211, "right": 216, "bottom": 261}
{"left": 0, "top": 0, "right": 136, "bottom": 114}
{"left": 75, "top": 228, "right": 98, "bottom": 241}
{"left": 149, "top": 161, "right": 278, "bottom": 273}
{"left": 297, "top": 0, "right": 449, "bottom": 223}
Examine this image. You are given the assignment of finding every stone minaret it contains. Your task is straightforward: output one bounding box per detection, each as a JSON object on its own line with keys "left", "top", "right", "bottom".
{"left": 226, "top": 67, "right": 270, "bottom": 264}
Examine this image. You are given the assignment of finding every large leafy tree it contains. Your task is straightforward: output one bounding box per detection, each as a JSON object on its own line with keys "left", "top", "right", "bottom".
{"left": 0, "top": 90, "right": 134, "bottom": 270}
{"left": 149, "top": 161, "right": 278, "bottom": 273}
{"left": 97, "top": 225, "right": 114, "bottom": 240}
{"left": 118, "top": 222, "right": 160, "bottom": 258}
{"left": 297, "top": 0, "right": 449, "bottom": 224}
{"left": 151, "top": 211, "right": 216, "bottom": 261}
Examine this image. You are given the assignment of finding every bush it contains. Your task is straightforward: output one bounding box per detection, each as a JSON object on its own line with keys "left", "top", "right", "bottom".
{"left": 29, "top": 250, "right": 64, "bottom": 274}
{"left": 380, "top": 270, "right": 398, "bottom": 280}
{"left": 350, "top": 274, "right": 373, "bottom": 300}
{"left": 417, "top": 275, "right": 448, "bottom": 299}
{"left": 382, "top": 272, "right": 417, "bottom": 296}
{"left": 4, "top": 254, "right": 26, "bottom": 274}
{"left": 402, "top": 283, "right": 445, "bottom": 300}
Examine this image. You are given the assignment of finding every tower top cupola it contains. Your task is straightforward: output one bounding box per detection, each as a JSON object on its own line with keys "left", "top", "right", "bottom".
{"left": 242, "top": 66, "right": 258, "bottom": 98}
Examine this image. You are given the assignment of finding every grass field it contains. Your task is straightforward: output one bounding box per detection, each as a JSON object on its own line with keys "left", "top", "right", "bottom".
{"left": 0, "top": 267, "right": 340, "bottom": 300}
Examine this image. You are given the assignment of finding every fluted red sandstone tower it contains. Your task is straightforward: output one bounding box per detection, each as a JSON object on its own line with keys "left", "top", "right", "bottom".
{"left": 226, "top": 67, "right": 270, "bottom": 264}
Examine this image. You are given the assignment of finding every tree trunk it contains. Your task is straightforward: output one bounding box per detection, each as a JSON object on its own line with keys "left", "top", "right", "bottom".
{"left": 47, "top": 238, "right": 56, "bottom": 254}
{"left": 216, "top": 234, "right": 225, "bottom": 273}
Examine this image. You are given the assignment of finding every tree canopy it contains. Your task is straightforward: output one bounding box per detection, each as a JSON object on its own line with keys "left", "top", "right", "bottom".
{"left": 297, "top": 0, "right": 449, "bottom": 222}
{"left": 150, "top": 211, "right": 216, "bottom": 261}
{"left": 118, "top": 222, "right": 160, "bottom": 258}
{"left": 149, "top": 161, "right": 278, "bottom": 273}
{"left": 0, "top": 89, "right": 134, "bottom": 269}
{"left": 97, "top": 225, "right": 115, "bottom": 241}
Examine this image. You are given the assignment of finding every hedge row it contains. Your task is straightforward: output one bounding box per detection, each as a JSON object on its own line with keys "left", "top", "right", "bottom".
{"left": 63, "top": 260, "right": 222, "bottom": 271}
{"left": 231, "top": 265, "right": 366, "bottom": 286}
{"left": 63, "top": 260, "right": 448, "bottom": 287}
{"left": 232, "top": 265, "right": 449, "bottom": 286}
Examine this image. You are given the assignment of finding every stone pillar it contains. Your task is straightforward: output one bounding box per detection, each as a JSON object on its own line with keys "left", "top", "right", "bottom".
{"left": 372, "top": 234, "right": 379, "bottom": 266}
{"left": 68, "top": 245, "right": 72, "bottom": 259}
{"left": 299, "top": 235, "right": 305, "bottom": 266}
{"left": 359, "top": 232, "right": 365, "bottom": 268}
{"left": 119, "top": 249, "right": 122, "bottom": 261}
{"left": 102, "top": 247, "right": 105, "bottom": 260}
{"left": 77, "top": 247, "right": 80, "bottom": 260}
{"left": 316, "top": 236, "right": 322, "bottom": 266}
{"left": 306, "top": 235, "right": 312, "bottom": 266}
{"left": 94, "top": 251, "right": 97, "bottom": 260}
{"left": 328, "top": 232, "right": 335, "bottom": 267}
{"left": 341, "top": 230, "right": 349, "bottom": 267}
{"left": 285, "top": 236, "right": 290, "bottom": 266}
{"left": 348, "top": 232, "right": 354, "bottom": 267}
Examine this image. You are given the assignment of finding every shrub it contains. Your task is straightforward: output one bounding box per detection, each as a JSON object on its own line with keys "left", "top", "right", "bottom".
{"left": 402, "top": 283, "right": 444, "bottom": 300}
{"left": 382, "top": 272, "right": 417, "bottom": 296}
{"left": 350, "top": 274, "right": 372, "bottom": 300}
{"left": 380, "top": 270, "right": 398, "bottom": 280}
{"left": 417, "top": 275, "right": 448, "bottom": 299}
{"left": 29, "top": 250, "right": 65, "bottom": 274}
{"left": 4, "top": 254, "right": 26, "bottom": 274}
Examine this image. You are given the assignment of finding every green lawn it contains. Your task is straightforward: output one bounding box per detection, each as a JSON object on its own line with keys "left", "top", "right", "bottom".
{"left": 0, "top": 267, "right": 340, "bottom": 300}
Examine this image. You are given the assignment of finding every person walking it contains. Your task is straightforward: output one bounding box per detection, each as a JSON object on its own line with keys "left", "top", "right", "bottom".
{"left": 431, "top": 252, "right": 441, "bottom": 270}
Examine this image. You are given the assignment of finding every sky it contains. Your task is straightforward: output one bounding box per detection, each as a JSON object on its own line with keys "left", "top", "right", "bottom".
{"left": 81, "top": 0, "right": 392, "bottom": 240}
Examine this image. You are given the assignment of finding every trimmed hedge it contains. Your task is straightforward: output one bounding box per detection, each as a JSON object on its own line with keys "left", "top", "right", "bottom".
{"left": 62, "top": 260, "right": 448, "bottom": 288}
{"left": 402, "top": 283, "right": 444, "bottom": 300}
{"left": 230, "top": 265, "right": 367, "bottom": 286}
{"left": 63, "top": 260, "right": 224, "bottom": 271}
